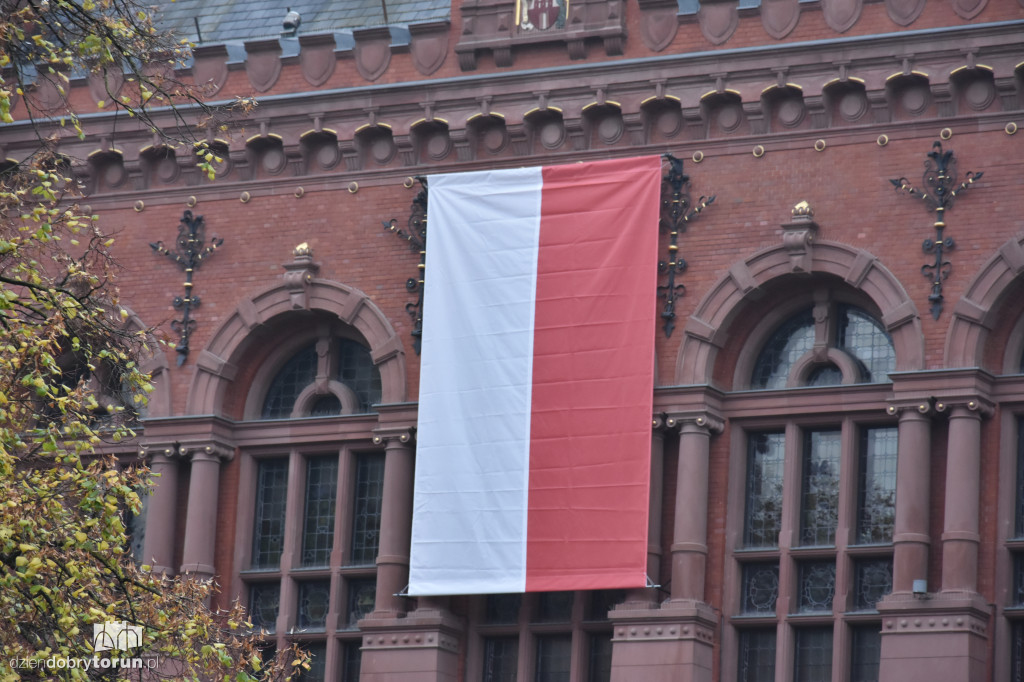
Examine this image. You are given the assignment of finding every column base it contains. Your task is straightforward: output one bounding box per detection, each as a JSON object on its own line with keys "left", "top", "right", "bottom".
{"left": 609, "top": 599, "right": 717, "bottom": 682}
{"left": 877, "top": 590, "right": 991, "bottom": 682}
{"left": 358, "top": 606, "right": 463, "bottom": 682}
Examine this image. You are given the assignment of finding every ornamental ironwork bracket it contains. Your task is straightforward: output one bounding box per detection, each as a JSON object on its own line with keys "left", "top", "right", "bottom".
{"left": 659, "top": 154, "right": 715, "bottom": 337}
{"left": 383, "top": 177, "right": 428, "bottom": 354}
{"left": 150, "top": 210, "right": 223, "bottom": 366}
{"left": 890, "top": 141, "right": 982, "bottom": 320}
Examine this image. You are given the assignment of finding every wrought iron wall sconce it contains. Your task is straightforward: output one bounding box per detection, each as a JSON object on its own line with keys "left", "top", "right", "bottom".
{"left": 150, "top": 210, "right": 224, "bottom": 365}
{"left": 383, "top": 177, "right": 428, "bottom": 354}
{"left": 889, "top": 141, "right": 982, "bottom": 320}
{"left": 659, "top": 154, "right": 716, "bottom": 337}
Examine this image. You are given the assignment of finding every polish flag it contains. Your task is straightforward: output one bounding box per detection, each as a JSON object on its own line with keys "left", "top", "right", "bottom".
{"left": 409, "top": 156, "right": 661, "bottom": 596}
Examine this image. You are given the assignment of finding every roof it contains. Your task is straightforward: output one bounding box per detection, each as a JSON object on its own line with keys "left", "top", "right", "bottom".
{"left": 155, "top": 0, "right": 450, "bottom": 44}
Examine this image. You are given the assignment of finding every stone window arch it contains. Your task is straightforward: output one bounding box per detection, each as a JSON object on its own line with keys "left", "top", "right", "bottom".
{"left": 747, "top": 297, "right": 894, "bottom": 390}
{"left": 677, "top": 239, "right": 922, "bottom": 387}
{"left": 248, "top": 334, "right": 382, "bottom": 420}
{"left": 186, "top": 279, "right": 405, "bottom": 417}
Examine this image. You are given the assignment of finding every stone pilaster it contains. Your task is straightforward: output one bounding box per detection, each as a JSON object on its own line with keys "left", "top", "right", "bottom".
{"left": 879, "top": 375, "right": 994, "bottom": 682}
{"left": 138, "top": 443, "right": 181, "bottom": 575}
{"left": 359, "top": 423, "right": 464, "bottom": 682}
{"left": 936, "top": 398, "right": 992, "bottom": 593}
{"left": 367, "top": 427, "right": 416, "bottom": 620}
{"left": 178, "top": 441, "right": 233, "bottom": 578}
{"left": 668, "top": 412, "right": 723, "bottom": 603}
{"left": 610, "top": 406, "right": 722, "bottom": 682}
{"left": 886, "top": 400, "right": 934, "bottom": 594}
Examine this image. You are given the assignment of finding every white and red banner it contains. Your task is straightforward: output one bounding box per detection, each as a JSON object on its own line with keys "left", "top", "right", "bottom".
{"left": 409, "top": 156, "right": 661, "bottom": 596}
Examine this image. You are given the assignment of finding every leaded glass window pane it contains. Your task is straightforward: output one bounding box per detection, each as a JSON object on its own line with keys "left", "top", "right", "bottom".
{"left": 535, "top": 635, "right": 572, "bottom": 682}
{"left": 337, "top": 339, "right": 382, "bottom": 413}
{"left": 262, "top": 344, "right": 317, "bottom": 418}
{"left": 588, "top": 634, "right": 612, "bottom": 682}
{"left": 345, "top": 578, "right": 376, "bottom": 628}
{"left": 807, "top": 364, "right": 842, "bottom": 386}
{"left": 856, "top": 427, "right": 898, "bottom": 544}
{"left": 249, "top": 582, "right": 280, "bottom": 635}
{"left": 342, "top": 640, "right": 362, "bottom": 682}
{"left": 741, "top": 563, "right": 779, "bottom": 615}
{"left": 536, "top": 591, "right": 573, "bottom": 623}
{"left": 738, "top": 629, "right": 776, "bottom": 682}
{"left": 302, "top": 456, "right": 338, "bottom": 567}
{"left": 744, "top": 432, "right": 785, "bottom": 548}
{"left": 1014, "top": 554, "right": 1024, "bottom": 606}
{"left": 798, "top": 561, "right": 836, "bottom": 613}
{"left": 837, "top": 305, "right": 894, "bottom": 383}
{"left": 310, "top": 394, "right": 342, "bottom": 417}
{"left": 800, "top": 430, "right": 840, "bottom": 546}
{"left": 752, "top": 308, "right": 815, "bottom": 389}
{"left": 349, "top": 453, "right": 384, "bottom": 565}
{"left": 485, "top": 594, "right": 522, "bottom": 625}
{"left": 251, "top": 458, "right": 289, "bottom": 569}
{"left": 1013, "top": 621, "right": 1024, "bottom": 682}
{"left": 794, "top": 627, "right": 833, "bottom": 682}
{"left": 850, "top": 625, "right": 881, "bottom": 682}
{"left": 297, "top": 642, "right": 326, "bottom": 682}
{"left": 853, "top": 558, "right": 892, "bottom": 610}
{"left": 483, "top": 636, "right": 519, "bottom": 682}
{"left": 297, "top": 580, "right": 331, "bottom": 630}
{"left": 1017, "top": 418, "right": 1024, "bottom": 537}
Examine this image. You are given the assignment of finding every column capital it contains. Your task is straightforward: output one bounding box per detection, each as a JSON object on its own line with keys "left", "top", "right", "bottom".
{"left": 372, "top": 426, "right": 415, "bottom": 446}
{"left": 885, "top": 399, "right": 938, "bottom": 418}
{"left": 934, "top": 396, "right": 994, "bottom": 419}
{"left": 659, "top": 411, "right": 724, "bottom": 435}
{"left": 139, "top": 440, "right": 234, "bottom": 461}
{"left": 180, "top": 440, "right": 235, "bottom": 462}
{"left": 137, "top": 442, "right": 181, "bottom": 460}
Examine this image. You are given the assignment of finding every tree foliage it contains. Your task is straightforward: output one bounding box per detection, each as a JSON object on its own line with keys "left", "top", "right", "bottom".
{"left": 0, "top": 1, "right": 302, "bottom": 680}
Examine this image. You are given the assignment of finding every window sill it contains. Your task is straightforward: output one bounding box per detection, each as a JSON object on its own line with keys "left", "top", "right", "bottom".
{"left": 241, "top": 568, "right": 282, "bottom": 577}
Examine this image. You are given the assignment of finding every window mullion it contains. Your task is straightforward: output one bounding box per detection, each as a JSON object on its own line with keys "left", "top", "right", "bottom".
{"left": 332, "top": 446, "right": 352, "bottom": 567}
{"left": 275, "top": 450, "right": 305, "bottom": 642}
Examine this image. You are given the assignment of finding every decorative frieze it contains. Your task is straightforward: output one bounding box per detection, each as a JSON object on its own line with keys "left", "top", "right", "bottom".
{"left": 10, "top": 23, "right": 1020, "bottom": 197}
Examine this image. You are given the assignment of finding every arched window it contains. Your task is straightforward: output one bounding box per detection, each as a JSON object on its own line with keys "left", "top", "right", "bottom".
{"left": 261, "top": 338, "right": 381, "bottom": 419}
{"left": 751, "top": 303, "right": 894, "bottom": 389}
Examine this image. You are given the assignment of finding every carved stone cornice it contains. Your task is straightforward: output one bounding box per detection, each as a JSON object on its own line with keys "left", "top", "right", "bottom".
{"left": 610, "top": 598, "right": 718, "bottom": 644}
{"left": 8, "top": 22, "right": 1022, "bottom": 203}
{"left": 887, "top": 368, "right": 996, "bottom": 418}
{"left": 359, "top": 627, "right": 460, "bottom": 654}
{"left": 876, "top": 590, "right": 991, "bottom": 635}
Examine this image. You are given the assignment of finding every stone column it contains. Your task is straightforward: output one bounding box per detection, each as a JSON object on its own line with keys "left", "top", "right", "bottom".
{"left": 180, "top": 443, "right": 233, "bottom": 578}
{"left": 890, "top": 403, "right": 933, "bottom": 594}
{"left": 369, "top": 428, "right": 415, "bottom": 618}
{"left": 879, "top": 396, "right": 992, "bottom": 682}
{"left": 610, "top": 410, "right": 721, "bottom": 682}
{"left": 360, "top": 428, "right": 464, "bottom": 682}
{"left": 939, "top": 399, "right": 990, "bottom": 593}
{"left": 669, "top": 414, "right": 722, "bottom": 602}
{"left": 139, "top": 445, "right": 179, "bottom": 575}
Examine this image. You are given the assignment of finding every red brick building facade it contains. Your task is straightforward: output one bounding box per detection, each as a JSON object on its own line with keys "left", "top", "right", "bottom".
{"left": 4, "top": 0, "right": 1024, "bottom": 680}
